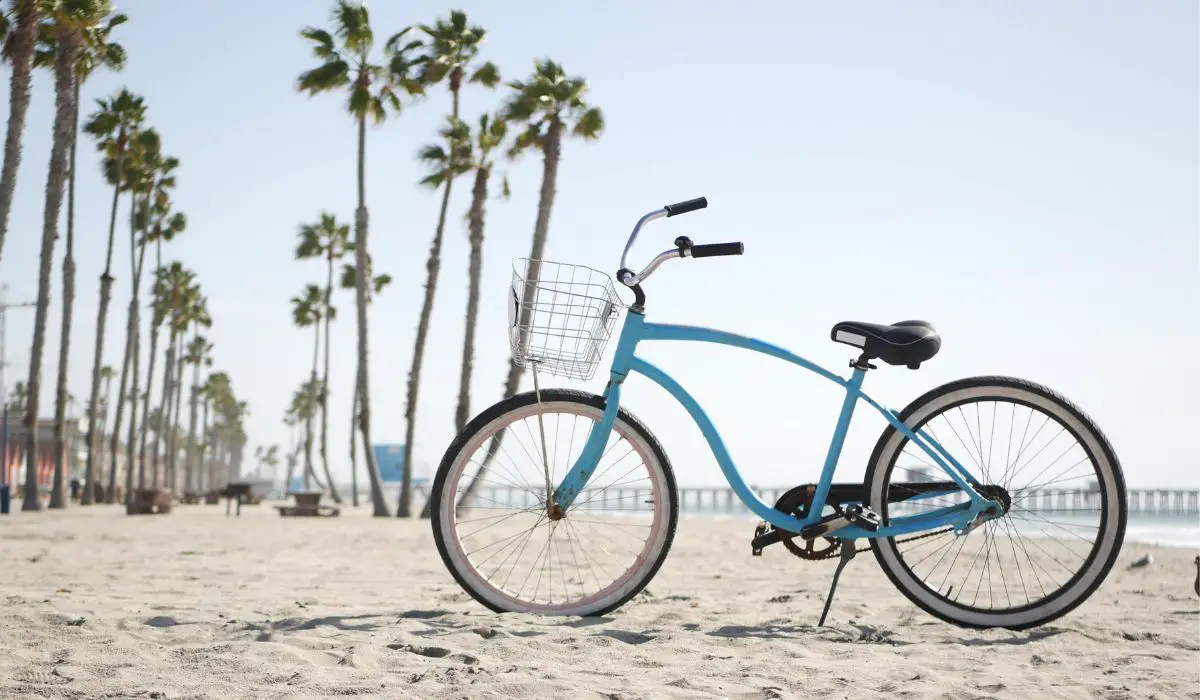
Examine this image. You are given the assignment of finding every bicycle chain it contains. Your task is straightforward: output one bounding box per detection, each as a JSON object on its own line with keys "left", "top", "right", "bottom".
{"left": 806, "top": 526, "right": 955, "bottom": 560}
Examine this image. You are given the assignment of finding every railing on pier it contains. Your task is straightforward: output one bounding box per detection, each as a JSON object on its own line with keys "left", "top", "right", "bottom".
{"left": 418, "top": 484, "right": 1199, "bottom": 516}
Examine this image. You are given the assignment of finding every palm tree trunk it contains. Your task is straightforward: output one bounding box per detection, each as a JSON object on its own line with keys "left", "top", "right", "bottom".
{"left": 168, "top": 337, "right": 185, "bottom": 491}
{"left": 108, "top": 304, "right": 133, "bottom": 503}
{"left": 49, "top": 77, "right": 83, "bottom": 509}
{"left": 139, "top": 240, "right": 163, "bottom": 488}
{"left": 457, "top": 123, "right": 562, "bottom": 510}
{"left": 304, "top": 321, "right": 318, "bottom": 491}
{"left": 354, "top": 113, "right": 389, "bottom": 517}
{"left": 83, "top": 171, "right": 122, "bottom": 505}
{"left": 157, "top": 332, "right": 175, "bottom": 490}
{"left": 109, "top": 186, "right": 142, "bottom": 504}
{"left": 319, "top": 255, "right": 341, "bottom": 503}
{"left": 199, "top": 397, "right": 209, "bottom": 492}
{"left": 0, "top": 0, "right": 39, "bottom": 265}
{"left": 349, "top": 381, "right": 358, "bottom": 506}
{"left": 400, "top": 162, "right": 455, "bottom": 518}
{"left": 420, "top": 164, "right": 490, "bottom": 520}
{"left": 21, "top": 27, "right": 79, "bottom": 511}
{"left": 456, "top": 165, "right": 489, "bottom": 431}
{"left": 184, "top": 341, "right": 200, "bottom": 494}
{"left": 126, "top": 213, "right": 150, "bottom": 497}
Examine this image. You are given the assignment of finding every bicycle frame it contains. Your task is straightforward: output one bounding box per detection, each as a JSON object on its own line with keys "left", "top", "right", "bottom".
{"left": 552, "top": 310, "right": 999, "bottom": 539}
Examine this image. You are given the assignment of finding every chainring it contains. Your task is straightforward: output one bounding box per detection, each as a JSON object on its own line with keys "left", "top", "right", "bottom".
{"left": 772, "top": 485, "right": 841, "bottom": 560}
{"left": 769, "top": 484, "right": 955, "bottom": 561}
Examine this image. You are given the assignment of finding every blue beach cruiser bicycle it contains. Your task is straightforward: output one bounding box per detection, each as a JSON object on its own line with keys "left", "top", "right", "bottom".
{"left": 431, "top": 197, "right": 1127, "bottom": 629}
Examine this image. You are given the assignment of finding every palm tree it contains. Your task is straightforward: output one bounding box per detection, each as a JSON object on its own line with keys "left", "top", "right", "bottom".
{"left": 182, "top": 333, "right": 211, "bottom": 495}
{"left": 106, "top": 125, "right": 156, "bottom": 503}
{"left": 0, "top": 0, "right": 43, "bottom": 265}
{"left": 398, "top": 10, "right": 497, "bottom": 518}
{"left": 115, "top": 127, "right": 163, "bottom": 503}
{"left": 80, "top": 88, "right": 141, "bottom": 505}
{"left": 398, "top": 117, "right": 471, "bottom": 517}
{"left": 170, "top": 291, "right": 207, "bottom": 491}
{"left": 37, "top": 0, "right": 125, "bottom": 511}
{"left": 151, "top": 263, "right": 195, "bottom": 489}
{"left": 457, "top": 60, "right": 604, "bottom": 509}
{"left": 137, "top": 196, "right": 184, "bottom": 490}
{"left": 296, "top": 0, "right": 424, "bottom": 517}
{"left": 295, "top": 213, "right": 351, "bottom": 503}
{"left": 21, "top": 0, "right": 98, "bottom": 511}
{"left": 290, "top": 283, "right": 327, "bottom": 492}
{"left": 418, "top": 112, "right": 508, "bottom": 519}
{"left": 339, "top": 256, "right": 390, "bottom": 506}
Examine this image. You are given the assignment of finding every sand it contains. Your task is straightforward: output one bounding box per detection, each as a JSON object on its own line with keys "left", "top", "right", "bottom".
{"left": 0, "top": 504, "right": 1196, "bottom": 700}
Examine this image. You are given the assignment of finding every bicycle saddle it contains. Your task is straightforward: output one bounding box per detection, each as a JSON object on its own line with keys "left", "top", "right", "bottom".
{"left": 830, "top": 319, "right": 941, "bottom": 369}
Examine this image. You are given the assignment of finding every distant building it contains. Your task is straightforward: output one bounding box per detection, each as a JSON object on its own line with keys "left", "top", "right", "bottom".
{"left": 1, "top": 418, "right": 87, "bottom": 492}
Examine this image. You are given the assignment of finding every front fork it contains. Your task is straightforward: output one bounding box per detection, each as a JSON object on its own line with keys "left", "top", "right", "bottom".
{"left": 551, "top": 377, "right": 624, "bottom": 511}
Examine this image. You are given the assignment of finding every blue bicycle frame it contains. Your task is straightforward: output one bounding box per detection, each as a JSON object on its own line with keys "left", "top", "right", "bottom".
{"left": 552, "top": 310, "right": 999, "bottom": 540}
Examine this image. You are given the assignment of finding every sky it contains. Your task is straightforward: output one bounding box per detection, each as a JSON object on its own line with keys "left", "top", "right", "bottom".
{"left": 0, "top": 0, "right": 1195, "bottom": 491}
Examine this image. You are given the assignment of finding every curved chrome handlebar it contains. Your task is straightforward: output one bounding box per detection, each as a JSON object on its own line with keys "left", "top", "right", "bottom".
{"left": 618, "top": 208, "right": 667, "bottom": 273}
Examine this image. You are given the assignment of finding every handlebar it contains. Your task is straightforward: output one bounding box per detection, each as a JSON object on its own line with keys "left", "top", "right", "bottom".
{"left": 616, "top": 196, "right": 743, "bottom": 293}
{"left": 664, "top": 196, "right": 708, "bottom": 217}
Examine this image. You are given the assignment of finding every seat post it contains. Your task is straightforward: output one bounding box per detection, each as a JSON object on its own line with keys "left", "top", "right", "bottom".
{"left": 850, "top": 352, "right": 877, "bottom": 371}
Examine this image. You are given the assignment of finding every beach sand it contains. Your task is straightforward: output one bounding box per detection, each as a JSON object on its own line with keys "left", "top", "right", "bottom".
{"left": 1, "top": 504, "right": 1196, "bottom": 699}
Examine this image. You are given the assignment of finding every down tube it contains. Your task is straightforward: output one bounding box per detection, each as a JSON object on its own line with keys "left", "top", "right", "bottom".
{"left": 624, "top": 356, "right": 812, "bottom": 534}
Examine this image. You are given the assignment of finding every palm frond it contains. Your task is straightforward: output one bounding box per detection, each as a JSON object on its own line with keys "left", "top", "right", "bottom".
{"left": 573, "top": 106, "right": 604, "bottom": 140}
{"left": 299, "top": 26, "right": 338, "bottom": 60}
{"left": 297, "top": 60, "right": 350, "bottom": 95}
{"left": 469, "top": 61, "right": 500, "bottom": 88}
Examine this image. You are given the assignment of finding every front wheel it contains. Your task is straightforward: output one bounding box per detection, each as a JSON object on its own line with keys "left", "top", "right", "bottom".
{"left": 866, "top": 376, "right": 1126, "bottom": 629}
{"left": 431, "top": 389, "right": 678, "bottom": 616}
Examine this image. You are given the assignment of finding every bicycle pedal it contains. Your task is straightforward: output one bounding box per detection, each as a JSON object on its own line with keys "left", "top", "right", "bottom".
{"left": 844, "top": 504, "right": 881, "bottom": 532}
{"left": 752, "top": 521, "right": 771, "bottom": 556}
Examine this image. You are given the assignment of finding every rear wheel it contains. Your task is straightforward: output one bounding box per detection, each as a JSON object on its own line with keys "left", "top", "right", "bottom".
{"left": 866, "top": 376, "right": 1126, "bottom": 629}
{"left": 431, "top": 389, "right": 678, "bottom": 616}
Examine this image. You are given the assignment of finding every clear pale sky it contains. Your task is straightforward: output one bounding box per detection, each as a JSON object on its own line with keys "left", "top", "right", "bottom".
{"left": 0, "top": 0, "right": 1195, "bottom": 490}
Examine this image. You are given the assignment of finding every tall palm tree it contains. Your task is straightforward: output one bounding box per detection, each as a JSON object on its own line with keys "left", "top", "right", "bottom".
{"left": 38, "top": 0, "right": 125, "bottom": 510}
{"left": 170, "top": 290, "right": 207, "bottom": 491}
{"left": 295, "top": 213, "right": 351, "bottom": 503}
{"left": 21, "top": 0, "right": 99, "bottom": 511}
{"left": 137, "top": 197, "right": 184, "bottom": 490}
{"left": 151, "top": 263, "right": 194, "bottom": 488}
{"left": 78, "top": 92, "right": 142, "bottom": 503}
{"left": 182, "top": 333, "right": 211, "bottom": 494}
{"left": 117, "top": 128, "right": 164, "bottom": 503}
{"left": 398, "top": 117, "right": 471, "bottom": 517}
{"left": 419, "top": 112, "right": 508, "bottom": 519}
{"left": 0, "top": 0, "right": 43, "bottom": 265}
{"left": 107, "top": 124, "right": 156, "bottom": 503}
{"left": 296, "top": 0, "right": 424, "bottom": 517}
{"left": 399, "top": 10, "right": 497, "bottom": 518}
{"left": 339, "top": 256, "right": 390, "bottom": 506}
{"left": 290, "top": 283, "right": 326, "bottom": 492}
{"left": 457, "top": 59, "right": 604, "bottom": 509}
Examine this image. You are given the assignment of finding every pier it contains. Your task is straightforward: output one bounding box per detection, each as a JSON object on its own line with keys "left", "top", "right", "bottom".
{"left": 424, "top": 485, "right": 1200, "bottom": 516}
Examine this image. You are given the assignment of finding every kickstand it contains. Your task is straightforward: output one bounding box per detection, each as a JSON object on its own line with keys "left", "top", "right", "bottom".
{"left": 817, "top": 541, "right": 857, "bottom": 627}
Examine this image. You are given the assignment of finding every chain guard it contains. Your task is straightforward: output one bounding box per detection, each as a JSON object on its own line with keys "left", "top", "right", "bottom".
{"left": 766, "top": 484, "right": 955, "bottom": 561}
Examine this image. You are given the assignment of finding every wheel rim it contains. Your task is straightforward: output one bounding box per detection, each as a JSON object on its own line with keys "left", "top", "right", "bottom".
{"left": 439, "top": 400, "right": 671, "bottom": 614}
{"left": 871, "top": 385, "right": 1123, "bottom": 626}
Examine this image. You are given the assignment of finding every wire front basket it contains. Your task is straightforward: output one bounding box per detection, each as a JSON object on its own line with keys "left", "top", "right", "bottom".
{"left": 508, "top": 258, "right": 624, "bottom": 380}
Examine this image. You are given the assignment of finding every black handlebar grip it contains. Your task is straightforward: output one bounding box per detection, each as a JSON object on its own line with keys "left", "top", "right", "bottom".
{"left": 691, "top": 242, "right": 744, "bottom": 258}
{"left": 664, "top": 197, "right": 708, "bottom": 217}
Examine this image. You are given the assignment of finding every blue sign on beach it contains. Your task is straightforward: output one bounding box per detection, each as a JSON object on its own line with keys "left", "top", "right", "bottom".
{"left": 374, "top": 443, "right": 405, "bottom": 483}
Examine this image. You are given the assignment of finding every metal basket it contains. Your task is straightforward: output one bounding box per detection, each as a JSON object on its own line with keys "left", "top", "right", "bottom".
{"left": 508, "top": 258, "right": 624, "bottom": 380}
